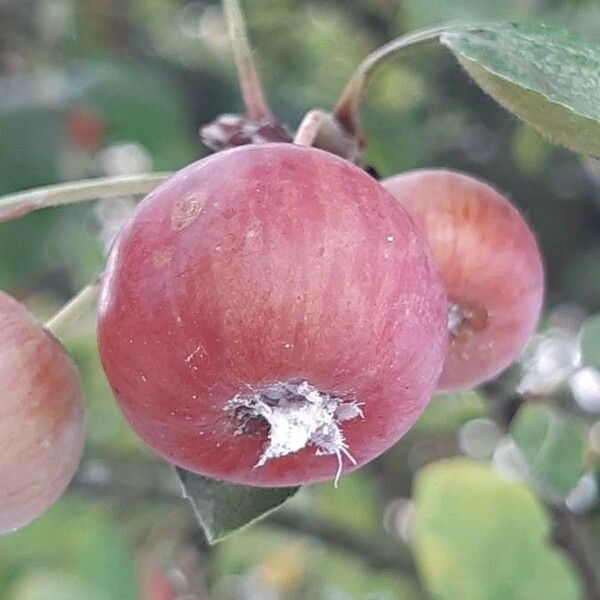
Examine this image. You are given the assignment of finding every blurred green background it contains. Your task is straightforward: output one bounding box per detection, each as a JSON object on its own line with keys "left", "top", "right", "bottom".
{"left": 0, "top": 1, "right": 599, "bottom": 599}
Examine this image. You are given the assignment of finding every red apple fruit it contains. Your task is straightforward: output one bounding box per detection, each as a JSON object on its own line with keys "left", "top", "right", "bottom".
{"left": 383, "top": 169, "right": 544, "bottom": 392}
{"left": 97, "top": 144, "right": 447, "bottom": 487}
{"left": 0, "top": 291, "right": 85, "bottom": 534}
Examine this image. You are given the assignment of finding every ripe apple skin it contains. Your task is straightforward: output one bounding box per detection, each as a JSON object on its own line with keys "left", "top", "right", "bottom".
{"left": 97, "top": 144, "right": 448, "bottom": 487}
{"left": 383, "top": 169, "right": 544, "bottom": 392}
{"left": 0, "top": 292, "right": 85, "bottom": 534}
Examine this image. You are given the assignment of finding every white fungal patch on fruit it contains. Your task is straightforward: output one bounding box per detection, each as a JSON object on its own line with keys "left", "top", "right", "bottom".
{"left": 226, "top": 381, "right": 363, "bottom": 486}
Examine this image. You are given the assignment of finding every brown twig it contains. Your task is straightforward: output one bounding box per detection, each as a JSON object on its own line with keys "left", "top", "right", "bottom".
{"left": 69, "top": 460, "right": 418, "bottom": 581}
{"left": 269, "top": 509, "right": 417, "bottom": 578}
{"left": 222, "top": 0, "right": 272, "bottom": 120}
{"left": 551, "top": 506, "right": 600, "bottom": 600}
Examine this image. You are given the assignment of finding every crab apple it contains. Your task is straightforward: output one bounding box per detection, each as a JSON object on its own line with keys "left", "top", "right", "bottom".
{"left": 382, "top": 169, "right": 544, "bottom": 392}
{"left": 97, "top": 143, "right": 447, "bottom": 487}
{"left": 0, "top": 291, "right": 85, "bottom": 534}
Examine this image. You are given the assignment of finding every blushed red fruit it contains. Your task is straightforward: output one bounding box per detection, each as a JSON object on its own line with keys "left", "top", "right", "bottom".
{"left": 97, "top": 144, "right": 447, "bottom": 487}
{"left": 382, "top": 169, "right": 544, "bottom": 392}
{"left": 0, "top": 291, "right": 85, "bottom": 534}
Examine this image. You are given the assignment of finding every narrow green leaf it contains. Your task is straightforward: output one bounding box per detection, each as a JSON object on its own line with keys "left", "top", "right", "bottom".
{"left": 176, "top": 468, "right": 299, "bottom": 544}
{"left": 441, "top": 23, "right": 600, "bottom": 156}
{"left": 580, "top": 314, "right": 600, "bottom": 369}
{"left": 412, "top": 459, "right": 581, "bottom": 600}
{"left": 511, "top": 404, "right": 586, "bottom": 499}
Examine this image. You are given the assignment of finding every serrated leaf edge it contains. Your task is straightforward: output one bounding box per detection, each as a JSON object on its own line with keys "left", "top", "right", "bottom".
{"left": 440, "top": 26, "right": 600, "bottom": 125}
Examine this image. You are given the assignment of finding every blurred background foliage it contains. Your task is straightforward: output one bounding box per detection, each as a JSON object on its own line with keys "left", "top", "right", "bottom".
{"left": 0, "top": 0, "right": 599, "bottom": 598}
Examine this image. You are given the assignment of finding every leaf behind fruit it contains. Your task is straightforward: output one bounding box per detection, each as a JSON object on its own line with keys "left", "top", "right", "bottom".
{"left": 581, "top": 314, "right": 600, "bottom": 369}
{"left": 176, "top": 468, "right": 299, "bottom": 544}
{"left": 441, "top": 23, "right": 600, "bottom": 156}
{"left": 510, "top": 404, "right": 586, "bottom": 500}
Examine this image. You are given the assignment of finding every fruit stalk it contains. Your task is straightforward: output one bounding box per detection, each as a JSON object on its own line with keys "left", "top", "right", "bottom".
{"left": 45, "top": 279, "right": 102, "bottom": 337}
{"left": 0, "top": 173, "right": 170, "bottom": 223}
{"left": 222, "top": 0, "right": 272, "bottom": 120}
{"left": 293, "top": 110, "right": 330, "bottom": 147}
{"left": 293, "top": 109, "right": 362, "bottom": 163}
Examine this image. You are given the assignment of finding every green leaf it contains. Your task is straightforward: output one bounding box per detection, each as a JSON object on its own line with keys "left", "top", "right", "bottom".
{"left": 412, "top": 459, "right": 581, "bottom": 600}
{"left": 441, "top": 23, "right": 600, "bottom": 156}
{"left": 580, "top": 314, "right": 600, "bottom": 369}
{"left": 176, "top": 468, "right": 299, "bottom": 544}
{"left": 511, "top": 404, "right": 586, "bottom": 499}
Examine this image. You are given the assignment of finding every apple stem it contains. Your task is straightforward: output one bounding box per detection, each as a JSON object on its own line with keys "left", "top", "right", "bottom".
{"left": 293, "top": 110, "right": 330, "bottom": 147}
{"left": 0, "top": 173, "right": 170, "bottom": 223}
{"left": 45, "top": 279, "right": 102, "bottom": 337}
{"left": 222, "top": 0, "right": 272, "bottom": 120}
{"left": 293, "top": 109, "right": 362, "bottom": 164}
{"left": 333, "top": 26, "right": 448, "bottom": 135}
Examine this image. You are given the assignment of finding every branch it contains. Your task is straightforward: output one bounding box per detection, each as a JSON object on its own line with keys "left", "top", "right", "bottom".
{"left": 69, "top": 459, "right": 418, "bottom": 579}
{"left": 269, "top": 510, "right": 417, "bottom": 577}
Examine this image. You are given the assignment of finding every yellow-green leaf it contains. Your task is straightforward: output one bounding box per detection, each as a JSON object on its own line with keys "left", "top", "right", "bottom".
{"left": 412, "top": 459, "right": 581, "bottom": 600}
